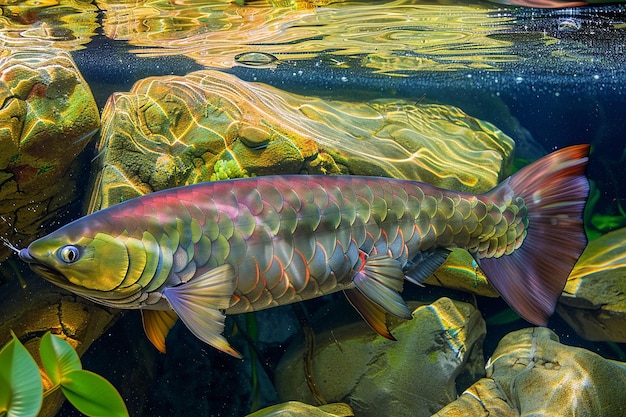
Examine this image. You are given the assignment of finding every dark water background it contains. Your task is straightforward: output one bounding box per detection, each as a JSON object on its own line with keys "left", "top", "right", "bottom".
{"left": 1, "top": 1, "right": 624, "bottom": 415}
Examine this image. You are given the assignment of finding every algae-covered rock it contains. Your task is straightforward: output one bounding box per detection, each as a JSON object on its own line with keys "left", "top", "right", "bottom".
{"left": 275, "top": 297, "right": 486, "bottom": 417}
{"left": 92, "top": 69, "right": 513, "bottom": 211}
{"left": 426, "top": 248, "right": 499, "bottom": 298}
{"left": 558, "top": 227, "right": 626, "bottom": 342}
{"left": 435, "top": 327, "right": 626, "bottom": 416}
{"left": 246, "top": 402, "right": 354, "bottom": 417}
{"left": 432, "top": 377, "right": 518, "bottom": 416}
{"left": 210, "top": 158, "right": 251, "bottom": 181}
{"left": 91, "top": 70, "right": 320, "bottom": 210}
{"left": 0, "top": 48, "right": 100, "bottom": 261}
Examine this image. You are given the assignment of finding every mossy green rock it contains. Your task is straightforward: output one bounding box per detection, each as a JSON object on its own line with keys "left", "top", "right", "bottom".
{"left": 92, "top": 70, "right": 513, "bottom": 212}
{"left": 558, "top": 227, "right": 626, "bottom": 342}
{"left": 0, "top": 49, "right": 99, "bottom": 260}
{"left": 275, "top": 297, "right": 486, "bottom": 417}
{"left": 426, "top": 248, "right": 499, "bottom": 298}
{"left": 246, "top": 402, "right": 354, "bottom": 417}
{"left": 436, "top": 328, "right": 626, "bottom": 416}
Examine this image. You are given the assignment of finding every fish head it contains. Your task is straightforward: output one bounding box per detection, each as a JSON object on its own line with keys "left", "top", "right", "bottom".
{"left": 19, "top": 222, "right": 132, "bottom": 297}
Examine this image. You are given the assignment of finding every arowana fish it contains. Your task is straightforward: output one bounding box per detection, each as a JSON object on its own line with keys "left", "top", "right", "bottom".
{"left": 12, "top": 145, "right": 589, "bottom": 357}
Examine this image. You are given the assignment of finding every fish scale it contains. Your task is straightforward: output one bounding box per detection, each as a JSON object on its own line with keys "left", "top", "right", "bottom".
{"left": 192, "top": 176, "right": 524, "bottom": 312}
{"left": 117, "top": 175, "right": 514, "bottom": 297}
{"left": 17, "top": 145, "right": 590, "bottom": 356}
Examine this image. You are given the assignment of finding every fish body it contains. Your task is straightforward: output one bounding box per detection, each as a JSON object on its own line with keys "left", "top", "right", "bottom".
{"left": 18, "top": 145, "right": 590, "bottom": 356}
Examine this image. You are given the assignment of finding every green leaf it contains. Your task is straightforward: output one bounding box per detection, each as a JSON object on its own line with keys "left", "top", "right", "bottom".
{"left": 39, "top": 332, "right": 82, "bottom": 385}
{"left": 0, "top": 335, "right": 43, "bottom": 417}
{"left": 61, "top": 370, "right": 129, "bottom": 417}
{"left": 0, "top": 376, "right": 11, "bottom": 414}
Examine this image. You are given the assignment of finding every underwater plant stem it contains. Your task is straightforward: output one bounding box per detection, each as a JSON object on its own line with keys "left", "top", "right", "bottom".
{"left": 6, "top": 261, "right": 27, "bottom": 289}
{"left": 43, "top": 384, "right": 60, "bottom": 399}
{"left": 245, "top": 313, "right": 261, "bottom": 412}
{"left": 291, "top": 303, "right": 327, "bottom": 405}
{"left": 617, "top": 200, "right": 626, "bottom": 218}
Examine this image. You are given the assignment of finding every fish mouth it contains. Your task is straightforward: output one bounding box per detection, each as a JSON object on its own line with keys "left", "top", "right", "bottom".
{"left": 20, "top": 248, "right": 142, "bottom": 308}
{"left": 19, "top": 249, "right": 67, "bottom": 285}
{"left": 24, "top": 258, "right": 99, "bottom": 304}
{"left": 25, "top": 260, "right": 107, "bottom": 306}
{"left": 27, "top": 262, "right": 67, "bottom": 285}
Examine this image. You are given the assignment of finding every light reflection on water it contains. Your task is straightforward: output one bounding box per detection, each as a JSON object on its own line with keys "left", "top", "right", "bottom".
{"left": 115, "top": 1, "right": 516, "bottom": 71}
{"left": 0, "top": 0, "right": 624, "bottom": 77}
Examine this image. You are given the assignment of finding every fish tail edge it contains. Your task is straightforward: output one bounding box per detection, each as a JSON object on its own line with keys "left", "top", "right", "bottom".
{"left": 480, "top": 144, "right": 590, "bottom": 325}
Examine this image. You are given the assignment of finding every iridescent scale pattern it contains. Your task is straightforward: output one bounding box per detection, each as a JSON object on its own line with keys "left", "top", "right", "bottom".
{"left": 84, "top": 175, "right": 527, "bottom": 312}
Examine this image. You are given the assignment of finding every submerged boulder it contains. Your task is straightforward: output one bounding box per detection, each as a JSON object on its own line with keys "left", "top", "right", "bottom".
{"left": 246, "top": 402, "right": 354, "bottom": 417}
{"left": 92, "top": 69, "right": 514, "bottom": 211}
{"left": 0, "top": 48, "right": 99, "bottom": 261}
{"left": 434, "top": 327, "right": 626, "bottom": 416}
{"left": 426, "top": 248, "right": 499, "bottom": 298}
{"left": 558, "top": 227, "right": 626, "bottom": 342}
{"left": 275, "top": 297, "right": 486, "bottom": 417}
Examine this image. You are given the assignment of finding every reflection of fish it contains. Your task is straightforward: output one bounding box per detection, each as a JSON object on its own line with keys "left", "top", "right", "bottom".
{"left": 15, "top": 145, "right": 589, "bottom": 357}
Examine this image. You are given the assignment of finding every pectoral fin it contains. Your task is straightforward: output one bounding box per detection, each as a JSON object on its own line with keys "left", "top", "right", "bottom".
{"left": 141, "top": 309, "right": 179, "bottom": 353}
{"left": 162, "top": 264, "right": 242, "bottom": 358}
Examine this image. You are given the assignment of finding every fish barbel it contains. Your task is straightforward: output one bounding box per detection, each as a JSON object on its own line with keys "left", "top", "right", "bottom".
{"left": 15, "top": 145, "right": 589, "bottom": 357}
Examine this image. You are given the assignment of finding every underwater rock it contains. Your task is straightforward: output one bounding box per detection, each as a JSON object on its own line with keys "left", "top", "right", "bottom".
{"left": 93, "top": 70, "right": 319, "bottom": 210}
{"left": 558, "top": 227, "right": 626, "bottom": 343}
{"left": 432, "top": 377, "right": 518, "bottom": 416}
{"left": 0, "top": 48, "right": 100, "bottom": 417}
{"left": 245, "top": 401, "right": 354, "bottom": 417}
{"left": 275, "top": 297, "right": 486, "bottom": 417}
{"left": 0, "top": 278, "right": 115, "bottom": 417}
{"left": 425, "top": 248, "right": 499, "bottom": 298}
{"left": 0, "top": 48, "right": 99, "bottom": 261}
{"left": 93, "top": 69, "right": 513, "bottom": 211}
{"left": 435, "top": 327, "right": 626, "bottom": 416}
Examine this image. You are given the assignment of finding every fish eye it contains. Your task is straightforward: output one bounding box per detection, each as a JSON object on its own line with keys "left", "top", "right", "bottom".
{"left": 59, "top": 245, "right": 80, "bottom": 264}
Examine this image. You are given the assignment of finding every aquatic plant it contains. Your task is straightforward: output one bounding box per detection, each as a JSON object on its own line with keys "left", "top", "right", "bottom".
{"left": 584, "top": 180, "right": 626, "bottom": 241}
{"left": 485, "top": 307, "right": 522, "bottom": 326}
{"left": 210, "top": 158, "right": 251, "bottom": 181}
{"left": 0, "top": 332, "right": 128, "bottom": 417}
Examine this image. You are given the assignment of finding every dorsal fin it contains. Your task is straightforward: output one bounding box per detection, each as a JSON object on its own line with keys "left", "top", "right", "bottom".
{"left": 404, "top": 248, "right": 451, "bottom": 286}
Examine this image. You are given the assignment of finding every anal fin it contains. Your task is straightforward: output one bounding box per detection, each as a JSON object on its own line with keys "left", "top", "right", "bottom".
{"left": 352, "top": 254, "right": 412, "bottom": 320}
{"left": 141, "top": 309, "right": 179, "bottom": 354}
{"left": 344, "top": 288, "right": 396, "bottom": 340}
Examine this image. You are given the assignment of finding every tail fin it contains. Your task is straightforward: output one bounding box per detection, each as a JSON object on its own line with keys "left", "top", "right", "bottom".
{"left": 480, "top": 144, "right": 590, "bottom": 326}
